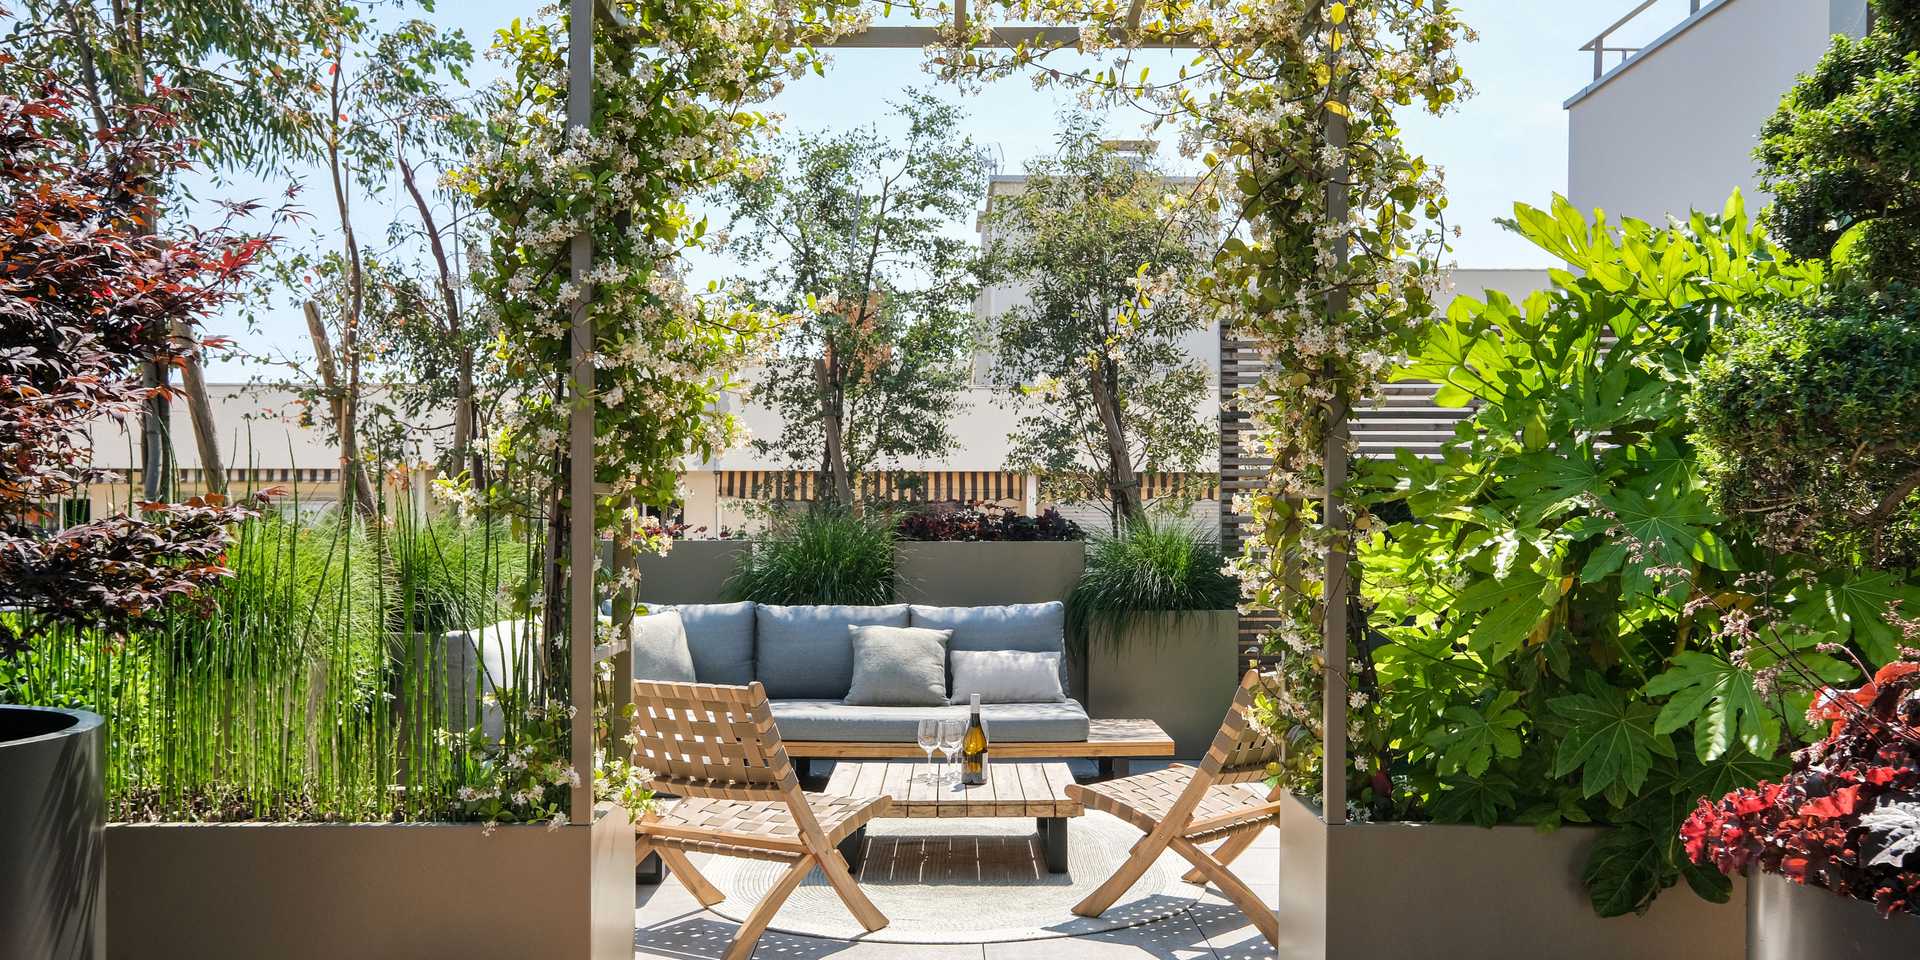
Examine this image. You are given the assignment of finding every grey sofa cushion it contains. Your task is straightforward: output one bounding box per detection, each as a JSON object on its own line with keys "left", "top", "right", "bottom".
{"left": 768, "top": 698, "right": 1090, "bottom": 743}
{"left": 631, "top": 609, "right": 696, "bottom": 683}
{"left": 909, "top": 602, "right": 1069, "bottom": 692}
{"left": 755, "top": 604, "right": 910, "bottom": 699}
{"left": 844, "top": 625, "right": 951, "bottom": 707}
{"left": 643, "top": 601, "right": 755, "bottom": 685}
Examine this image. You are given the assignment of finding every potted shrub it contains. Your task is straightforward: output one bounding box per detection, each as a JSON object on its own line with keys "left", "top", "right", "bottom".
{"left": 1683, "top": 658, "right": 1920, "bottom": 959}
{"left": 724, "top": 506, "right": 898, "bottom": 604}
{"left": 1068, "top": 516, "right": 1239, "bottom": 757}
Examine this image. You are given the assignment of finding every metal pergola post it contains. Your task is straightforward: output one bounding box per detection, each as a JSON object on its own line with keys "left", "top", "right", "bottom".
{"left": 1319, "top": 17, "right": 1352, "bottom": 828}
{"left": 566, "top": 0, "right": 597, "bottom": 826}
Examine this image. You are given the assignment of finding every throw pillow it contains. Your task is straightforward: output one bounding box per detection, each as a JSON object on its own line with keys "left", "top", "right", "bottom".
{"left": 631, "top": 609, "right": 697, "bottom": 683}
{"left": 844, "top": 625, "right": 952, "bottom": 707}
{"left": 949, "top": 649, "right": 1064, "bottom": 704}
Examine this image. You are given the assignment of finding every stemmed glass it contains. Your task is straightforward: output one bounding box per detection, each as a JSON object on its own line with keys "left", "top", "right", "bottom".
{"left": 937, "top": 718, "right": 965, "bottom": 789}
{"left": 916, "top": 719, "right": 940, "bottom": 786}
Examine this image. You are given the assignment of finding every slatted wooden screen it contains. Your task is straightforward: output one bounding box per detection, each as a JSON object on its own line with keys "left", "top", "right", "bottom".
{"left": 1218, "top": 328, "right": 1478, "bottom": 665}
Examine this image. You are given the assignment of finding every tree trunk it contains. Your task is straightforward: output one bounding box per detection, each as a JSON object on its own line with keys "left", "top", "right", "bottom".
{"left": 817, "top": 354, "right": 853, "bottom": 507}
{"left": 1087, "top": 361, "right": 1142, "bottom": 525}
{"left": 174, "top": 328, "right": 227, "bottom": 498}
{"left": 396, "top": 137, "right": 479, "bottom": 482}
{"left": 304, "top": 302, "right": 377, "bottom": 519}
{"left": 139, "top": 361, "right": 172, "bottom": 501}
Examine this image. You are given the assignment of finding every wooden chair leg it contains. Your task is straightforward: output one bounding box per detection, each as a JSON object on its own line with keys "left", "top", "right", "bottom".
{"left": 1182, "top": 827, "right": 1262, "bottom": 884}
{"left": 1072, "top": 830, "right": 1172, "bottom": 918}
{"left": 816, "top": 846, "right": 887, "bottom": 932}
{"left": 1170, "top": 835, "right": 1279, "bottom": 946}
{"left": 657, "top": 847, "right": 726, "bottom": 908}
{"left": 724, "top": 856, "right": 813, "bottom": 960}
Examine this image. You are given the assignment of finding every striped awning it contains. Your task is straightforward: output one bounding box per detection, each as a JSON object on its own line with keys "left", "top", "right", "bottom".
{"left": 718, "top": 470, "right": 1029, "bottom": 504}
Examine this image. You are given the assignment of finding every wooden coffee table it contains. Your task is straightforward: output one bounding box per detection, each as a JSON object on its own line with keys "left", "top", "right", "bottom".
{"left": 822, "top": 760, "right": 1083, "bottom": 874}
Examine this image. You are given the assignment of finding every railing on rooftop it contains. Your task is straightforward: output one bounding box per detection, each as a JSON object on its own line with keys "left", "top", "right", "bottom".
{"left": 1581, "top": 0, "right": 1704, "bottom": 80}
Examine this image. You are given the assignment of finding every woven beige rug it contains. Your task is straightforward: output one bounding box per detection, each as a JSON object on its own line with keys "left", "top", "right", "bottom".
{"left": 697, "top": 812, "right": 1203, "bottom": 944}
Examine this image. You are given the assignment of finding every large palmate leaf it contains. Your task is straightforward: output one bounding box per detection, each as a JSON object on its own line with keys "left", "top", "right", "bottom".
{"left": 1674, "top": 748, "right": 1788, "bottom": 806}
{"left": 1509, "top": 450, "right": 1611, "bottom": 527}
{"left": 1800, "top": 570, "right": 1920, "bottom": 665}
{"left": 1454, "top": 554, "right": 1559, "bottom": 663}
{"left": 1428, "top": 774, "right": 1518, "bottom": 828}
{"left": 1645, "top": 652, "right": 1781, "bottom": 762}
{"left": 1598, "top": 487, "right": 1733, "bottom": 571}
{"left": 1549, "top": 684, "right": 1676, "bottom": 804}
{"left": 1423, "top": 692, "right": 1527, "bottom": 777}
{"left": 1582, "top": 824, "right": 1669, "bottom": 917}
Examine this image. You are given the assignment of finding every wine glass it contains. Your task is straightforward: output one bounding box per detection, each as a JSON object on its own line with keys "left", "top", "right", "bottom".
{"left": 916, "top": 719, "right": 940, "bottom": 784}
{"left": 937, "top": 718, "right": 965, "bottom": 788}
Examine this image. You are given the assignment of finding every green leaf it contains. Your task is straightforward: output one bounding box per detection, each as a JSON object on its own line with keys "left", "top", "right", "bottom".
{"left": 1645, "top": 652, "right": 1782, "bottom": 761}
{"left": 1674, "top": 748, "right": 1787, "bottom": 806}
{"left": 1581, "top": 824, "right": 1667, "bottom": 917}
{"left": 1423, "top": 693, "right": 1527, "bottom": 777}
{"left": 1510, "top": 451, "right": 1610, "bottom": 526}
{"left": 1805, "top": 571, "right": 1920, "bottom": 665}
{"left": 1428, "top": 774, "right": 1517, "bottom": 828}
{"left": 1549, "top": 686, "right": 1675, "bottom": 803}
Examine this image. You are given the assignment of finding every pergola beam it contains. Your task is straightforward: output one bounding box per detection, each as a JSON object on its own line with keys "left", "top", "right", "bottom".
{"left": 820, "top": 25, "right": 1202, "bottom": 48}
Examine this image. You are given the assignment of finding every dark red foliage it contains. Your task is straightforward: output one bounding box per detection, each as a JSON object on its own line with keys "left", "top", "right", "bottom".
{"left": 0, "top": 81, "right": 265, "bottom": 645}
{"left": 1683, "top": 659, "right": 1920, "bottom": 917}
{"left": 895, "top": 502, "right": 1084, "bottom": 542}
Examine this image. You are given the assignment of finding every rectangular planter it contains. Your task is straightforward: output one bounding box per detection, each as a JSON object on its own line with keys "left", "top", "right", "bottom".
{"left": 1086, "top": 609, "right": 1239, "bottom": 758}
{"left": 632, "top": 540, "right": 750, "bottom": 604}
{"left": 891, "top": 541, "right": 1085, "bottom": 606}
{"left": 1278, "top": 793, "right": 1746, "bottom": 959}
{"left": 104, "top": 808, "right": 635, "bottom": 960}
{"left": 1748, "top": 871, "right": 1920, "bottom": 960}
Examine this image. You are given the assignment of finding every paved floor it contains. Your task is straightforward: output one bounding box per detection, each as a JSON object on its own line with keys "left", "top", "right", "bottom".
{"left": 634, "top": 762, "right": 1279, "bottom": 960}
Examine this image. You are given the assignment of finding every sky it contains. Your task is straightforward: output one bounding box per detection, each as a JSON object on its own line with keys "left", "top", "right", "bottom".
{"left": 193, "top": 0, "right": 1707, "bottom": 380}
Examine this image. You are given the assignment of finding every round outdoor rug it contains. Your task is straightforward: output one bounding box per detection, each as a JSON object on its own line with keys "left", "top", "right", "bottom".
{"left": 698, "top": 812, "right": 1202, "bottom": 944}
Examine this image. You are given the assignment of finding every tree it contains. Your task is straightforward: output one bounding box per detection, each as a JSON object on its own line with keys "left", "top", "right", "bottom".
{"left": 6, "top": 0, "right": 353, "bottom": 500}
{"left": 0, "top": 84, "right": 263, "bottom": 656}
{"left": 979, "top": 117, "right": 1215, "bottom": 527}
{"left": 720, "top": 92, "right": 984, "bottom": 506}
{"left": 269, "top": 14, "right": 476, "bottom": 517}
{"left": 1757, "top": 0, "right": 1920, "bottom": 290}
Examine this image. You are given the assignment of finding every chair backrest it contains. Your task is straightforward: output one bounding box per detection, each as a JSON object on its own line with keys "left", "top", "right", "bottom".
{"left": 1197, "top": 669, "right": 1284, "bottom": 786}
{"left": 630, "top": 679, "right": 798, "bottom": 801}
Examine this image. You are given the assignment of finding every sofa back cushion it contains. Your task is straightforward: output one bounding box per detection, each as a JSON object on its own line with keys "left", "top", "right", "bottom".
{"left": 631, "top": 609, "right": 697, "bottom": 683}
{"left": 909, "top": 602, "right": 1070, "bottom": 694}
{"left": 755, "top": 604, "right": 910, "bottom": 699}
{"left": 642, "top": 601, "right": 756, "bottom": 685}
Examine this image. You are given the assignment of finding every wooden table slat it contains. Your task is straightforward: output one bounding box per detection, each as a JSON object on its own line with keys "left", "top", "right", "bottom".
{"left": 825, "top": 761, "right": 1081, "bottom": 820}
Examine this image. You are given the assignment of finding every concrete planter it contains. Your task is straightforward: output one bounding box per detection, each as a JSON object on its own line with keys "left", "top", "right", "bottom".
{"left": 892, "top": 541, "right": 1085, "bottom": 606}
{"left": 1085, "top": 609, "right": 1239, "bottom": 758}
{"left": 0, "top": 706, "right": 104, "bottom": 960}
{"left": 1278, "top": 793, "right": 1746, "bottom": 959}
{"left": 632, "top": 539, "right": 750, "bottom": 604}
{"left": 104, "top": 809, "right": 636, "bottom": 960}
{"left": 1748, "top": 871, "right": 1920, "bottom": 960}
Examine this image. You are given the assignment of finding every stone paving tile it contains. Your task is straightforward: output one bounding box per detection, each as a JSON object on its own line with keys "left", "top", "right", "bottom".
{"left": 982, "top": 913, "right": 1217, "bottom": 960}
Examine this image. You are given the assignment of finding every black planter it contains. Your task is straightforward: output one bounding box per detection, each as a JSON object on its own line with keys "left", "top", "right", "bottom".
{"left": 0, "top": 706, "right": 104, "bottom": 960}
{"left": 1749, "top": 871, "right": 1920, "bottom": 960}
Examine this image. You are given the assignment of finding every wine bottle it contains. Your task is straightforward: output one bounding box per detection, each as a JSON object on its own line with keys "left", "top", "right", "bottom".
{"left": 961, "top": 693, "right": 989, "bottom": 785}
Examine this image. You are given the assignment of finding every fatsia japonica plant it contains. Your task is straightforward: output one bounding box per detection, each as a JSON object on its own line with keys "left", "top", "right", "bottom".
{"left": 0, "top": 81, "right": 266, "bottom": 659}
{"left": 1348, "top": 194, "right": 1916, "bottom": 917}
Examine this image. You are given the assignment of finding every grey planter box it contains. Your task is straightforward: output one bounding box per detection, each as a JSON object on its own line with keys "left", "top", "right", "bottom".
{"left": 633, "top": 540, "right": 750, "bottom": 604}
{"left": 1086, "top": 609, "right": 1239, "bottom": 758}
{"left": 1278, "top": 793, "right": 1746, "bottom": 959}
{"left": 104, "top": 810, "right": 636, "bottom": 960}
{"left": 1748, "top": 870, "right": 1920, "bottom": 960}
{"left": 0, "top": 706, "right": 104, "bottom": 960}
{"left": 892, "top": 541, "right": 1085, "bottom": 606}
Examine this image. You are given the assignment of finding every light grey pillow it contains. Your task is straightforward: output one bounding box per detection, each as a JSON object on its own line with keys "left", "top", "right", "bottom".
{"left": 950, "top": 649, "right": 1065, "bottom": 704}
{"left": 631, "top": 609, "right": 697, "bottom": 683}
{"left": 844, "top": 625, "right": 952, "bottom": 707}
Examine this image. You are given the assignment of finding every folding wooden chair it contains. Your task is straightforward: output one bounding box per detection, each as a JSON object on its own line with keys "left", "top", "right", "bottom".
{"left": 631, "top": 679, "right": 890, "bottom": 960}
{"left": 1067, "top": 669, "right": 1284, "bottom": 945}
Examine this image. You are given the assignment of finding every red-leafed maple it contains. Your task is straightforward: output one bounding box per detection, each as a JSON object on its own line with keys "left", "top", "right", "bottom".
{"left": 1683, "top": 659, "right": 1920, "bottom": 917}
{"left": 0, "top": 79, "right": 267, "bottom": 653}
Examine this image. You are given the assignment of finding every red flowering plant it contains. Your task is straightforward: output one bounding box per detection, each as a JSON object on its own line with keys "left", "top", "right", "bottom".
{"left": 0, "top": 77, "right": 271, "bottom": 656}
{"left": 1683, "top": 637, "right": 1920, "bottom": 917}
